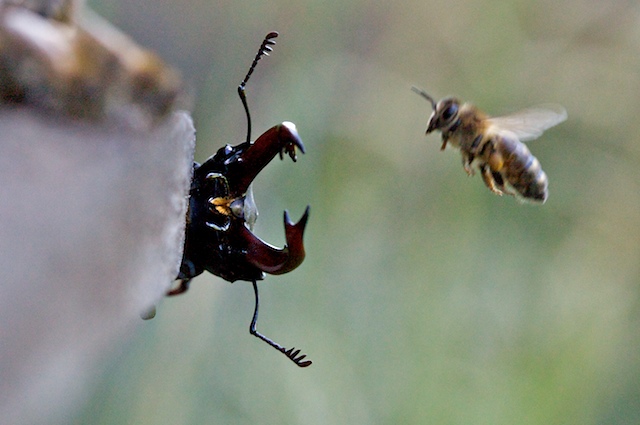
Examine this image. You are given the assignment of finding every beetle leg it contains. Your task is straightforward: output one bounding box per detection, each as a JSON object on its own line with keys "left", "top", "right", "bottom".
{"left": 167, "top": 278, "right": 191, "bottom": 296}
{"left": 240, "top": 206, "right": 309, "bottom": 275}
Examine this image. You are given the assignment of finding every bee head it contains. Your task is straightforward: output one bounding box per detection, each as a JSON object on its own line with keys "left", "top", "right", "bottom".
{"left": 427, "top": 97, "right": 460, "bottom": 133}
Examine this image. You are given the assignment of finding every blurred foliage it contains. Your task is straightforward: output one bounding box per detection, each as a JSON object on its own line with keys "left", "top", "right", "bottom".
{"left": 79, "top": 0, "right": 640, "bottom": 424}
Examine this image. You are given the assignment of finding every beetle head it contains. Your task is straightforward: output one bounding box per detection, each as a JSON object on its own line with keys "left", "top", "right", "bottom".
{"left": 180, "top": 122, "right": 309, "bottom": 283}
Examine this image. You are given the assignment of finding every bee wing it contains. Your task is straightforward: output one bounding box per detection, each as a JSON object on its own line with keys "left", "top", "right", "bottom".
{"left": 487, "top": 104, "right": 567, "bottom": 142}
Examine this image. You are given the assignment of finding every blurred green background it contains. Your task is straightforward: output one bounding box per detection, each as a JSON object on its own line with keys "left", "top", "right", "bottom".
{"left": 78, "top": 0, "right": 640, "bottom": 424}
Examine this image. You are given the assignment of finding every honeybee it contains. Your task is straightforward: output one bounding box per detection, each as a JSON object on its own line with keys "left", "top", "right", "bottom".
{"left": 412, "top": 87, "right": 566, "bottom": 203}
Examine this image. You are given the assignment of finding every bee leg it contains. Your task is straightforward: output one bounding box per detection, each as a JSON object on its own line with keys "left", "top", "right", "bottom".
{"left": 480, "top": 164, "right": 503, "bottom": 196}
{"left": 485, "top": 150, "right": 515, "bottom": 197}
{"left": 491, "top": 171, "right": 516, "bottom": 197}
{"left": 461, "top": 154, "right": 475, "bottom": 176}
{"left": 487, "top": 150, "right": 504, "bottom": 172}
{"left": 440, "top": 135, "right": 448, "bottom": 150}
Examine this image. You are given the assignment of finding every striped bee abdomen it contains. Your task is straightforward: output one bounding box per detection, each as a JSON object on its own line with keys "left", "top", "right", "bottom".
{"left": 498, "top": 136, "right": 548, "bottom": 202}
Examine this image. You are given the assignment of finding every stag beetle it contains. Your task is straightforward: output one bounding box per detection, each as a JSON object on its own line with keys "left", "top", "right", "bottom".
{"left": 167, "top": 32, "right": 311, "bottom": 367}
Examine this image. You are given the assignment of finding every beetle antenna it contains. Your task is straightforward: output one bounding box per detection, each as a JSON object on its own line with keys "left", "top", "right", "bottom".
{"left": 411, "top": 86, "right": 437, "bottom": 110}
{"left": 238, "top": 32, "right": 279, "bottom": 145}
{"left": 249, "top": 280, "right": 312, "bottom": 367}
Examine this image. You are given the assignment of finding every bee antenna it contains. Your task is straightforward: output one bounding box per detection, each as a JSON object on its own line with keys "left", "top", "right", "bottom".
{"left": 411, "top": 86, "right": 437, "bottom": 110}
{"left": 249, "top": 280, "right": 312, "bottom": 367}
{"left": 238, "top": 32, "right": 279, "bottom": 145}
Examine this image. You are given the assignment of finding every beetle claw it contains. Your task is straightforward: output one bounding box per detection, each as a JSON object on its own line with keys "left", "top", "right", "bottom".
{"left": 241, "top": 206, "right": 309, "bottom": 275}
{"left": 229, "top": 122, "right": 305, "bottom": 194}
{"left": 279, "top": 122, "right": 305, "bottom": 162}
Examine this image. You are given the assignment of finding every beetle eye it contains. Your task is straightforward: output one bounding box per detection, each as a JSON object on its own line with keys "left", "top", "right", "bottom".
{"left": 441, "top": 104, "right": 458, "bottom": 121}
